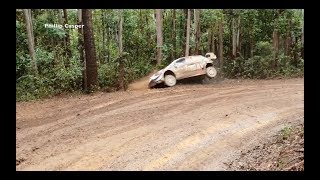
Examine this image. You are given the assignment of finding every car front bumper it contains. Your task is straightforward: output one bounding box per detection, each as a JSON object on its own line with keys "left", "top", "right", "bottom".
{"left": 148, "top": 78, "right": 164, "bottom": 88}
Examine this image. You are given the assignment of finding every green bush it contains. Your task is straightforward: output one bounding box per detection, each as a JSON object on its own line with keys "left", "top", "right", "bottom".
{"left": 224, "top": 41, "right": 304, "bottom": 79}
{"left": 98, "top": 63, "right": 118, "bottom": 87}
{"left": 16, "top": 75, "right": 54, "bottom": 101}
{"left": 16, "top": 47, "right": 83, "bottom": 101}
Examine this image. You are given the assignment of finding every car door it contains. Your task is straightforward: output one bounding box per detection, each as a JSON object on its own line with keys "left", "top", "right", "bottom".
{"left": 184, "top": 57, "right": 202, "bottom": 78}
{"left": 173, "top": 58, "right": 187, "bottom": 79}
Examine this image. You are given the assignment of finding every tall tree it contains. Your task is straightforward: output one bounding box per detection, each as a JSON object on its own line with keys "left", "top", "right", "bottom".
{"left": 194, "top": 9, "right": 201, "bottom": 54}
{"left": 285, "top": 17, "right": 292, "bottom": 56}
{"left": 118, "top": 9, "right": 125, "bottom": 91}
{"left": 101, "top": 10, "right": 106, "bottom": 63}
{"left": 171, "top": 9, "right": 176, "bottom": 59}
{"left": 185, "top": 9, "right": 191, "bottom": 56}
{"left": 57, "top": 9, "right": 63, "bottom": 24}
{"left": 232, "top": 11, "right": 236, "bottom": 58}
{"left": 23, "top": 9, "right": 38, "bottom": 75}
{"left": 82, "top": 9, "right": 98, "bottom": 90}
{"left": 77, "top": 9, "right": 86, "bottom": 91}
{"left": 218, "top": 20, "right": 224, "bottom": 69}
{"left": 236, "top": 15, "right": 241, "bottom": 56}
{"left": 182, "top": 9, "right": 188, "bottom": 56}
{"left": 208, "top": 29, "right": 212, "bottom": 53}
{"left": 272, "top": 10, "right": 280, "bottom": 68}
{"left": 208, "top": 22, "right": 216, "bottom": 54}
{"left": 155, "top": 9, "right": 163, "bottom": 65}
{"left": 301, "top": 9, "right": 304, "bottom": 59}
{"left": 63, "top": 9, "right": 71, "bottom": 63}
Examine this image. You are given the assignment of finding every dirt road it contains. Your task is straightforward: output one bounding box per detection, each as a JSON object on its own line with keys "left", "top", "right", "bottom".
{"left": 16, "top": 78, "right": 304, "bottom": 171}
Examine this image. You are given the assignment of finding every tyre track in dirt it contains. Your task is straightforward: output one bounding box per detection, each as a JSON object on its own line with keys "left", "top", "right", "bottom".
{"left": 16, "top": 78, "right": 303, "bottom": 170}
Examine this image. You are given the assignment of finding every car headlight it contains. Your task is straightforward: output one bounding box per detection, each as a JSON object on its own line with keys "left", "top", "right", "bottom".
{"left": 150, "top": 70, "right": 163, "bottom": 80}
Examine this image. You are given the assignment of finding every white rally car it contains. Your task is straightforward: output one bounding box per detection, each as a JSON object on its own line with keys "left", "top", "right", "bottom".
{"left": 149, "top": 53, "right": 217, "bottom": 88}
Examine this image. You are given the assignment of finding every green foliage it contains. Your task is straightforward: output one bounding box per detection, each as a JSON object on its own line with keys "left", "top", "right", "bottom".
{"left": 16, "top": 9, "right": 304, "bottom": 101}
{"left": 16, "top": 47, "right": 82, "bottom": 101}
{"left": 98, "top": 63, "right": 118, "bottom": 88}
{"left": 16, "top": 75, "right": 54, "bottom": 101}
{"left": 224, "top": 41, "right": 303, "bottom": 79}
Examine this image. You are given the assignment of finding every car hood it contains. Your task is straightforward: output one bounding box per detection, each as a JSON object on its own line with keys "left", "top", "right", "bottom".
{"left": 149, "top": 62, "right": 176, "bottom": 81}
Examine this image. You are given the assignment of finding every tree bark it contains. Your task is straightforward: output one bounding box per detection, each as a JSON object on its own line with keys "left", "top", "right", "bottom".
{"left": 155, "top": 9, "right": 163, "bottom": 65}
{"left": 182, "top": 9, "right": 188, "bottom": 56}
{"left": 78, "top": 9, "right": 86, "bottom": 91}
{"left": 119, "top": 10, "right": 123, "bottom": 55}
{"left": 272, "top": 30, "right": 279, "bottom": 68}
{"left": 107, "top": 27, "right": 111, "bottom": 63}
{"left": 57, "top": 9, "right": 63, "bottom": 24}
{"left": 146, "top": 10, "right": 151, "bottom": 45}
{"left": 208, "top": 28, "right": 211, "bottom": 53}
{"left": 232, "top": 16, "right": 236, "bottom": 58}
{"left": 218, "top": 20, "right": 224, "bottom": 69}
{"left": 171, "top": 9, "right": 176, "bottom": 60}
{"left": 301, "top": 9, "right": 304, "bottom": 59}
{"left": 236, "top": 16, "right": 241, "bottom": 56}
{"left": 118, "top": 9, "right": 125, "bottom": 91}
{"left": 194, "top": 9, "right": 201, "bottom": 55}
{"left": 208, "top": 26, "right": 215, "bottom": 54}
{"left": 82, "top": 9, "right": 98, "bottom": 91}
{"left": 185, "top": 9, "right": 191, "bottom": 57}
{"left": 285, "top": 19, "right": 292, "bottom": 57}
{"left": 63, "top": 9, "right": 71, "bottom": 64}
{"left": 212, "top": 30, "right": 215, "bottom": 54}
{"left": 23, "top": 9, "right": 38, "bottom": 75}
{"left": 102, "top": 10, "right": 106, "bottom": 63}
{"left": 250, "top": 37, "right": 254, "bottom": 58}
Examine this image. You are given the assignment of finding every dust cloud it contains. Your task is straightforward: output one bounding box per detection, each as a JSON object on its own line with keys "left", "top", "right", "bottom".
{"left": 127, "top": 70, "right": 158, "bottom": 91}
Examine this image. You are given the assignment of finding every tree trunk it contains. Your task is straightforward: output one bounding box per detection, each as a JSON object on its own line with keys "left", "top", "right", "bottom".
{"left": 218, "top": 20, "right": 224, "bottom": 70}
{"left": 250, "top": 37, "right": 254, "bottom": 58}
{"left": 155, "top": 9, "right": 163, "bottom": 65}
{"left": 232, "top": 17, "right": 236, "bottom": 58}
{"left": 82, "top": 9, "right": 98, "bottom": 91}
{"left": 208, "top": 27, "right": 215, "bottom": 54}
{"left": 118, "top": 9, "right": 125, "bottom": 91}
{"left": 23, "top": 9, "right": 38, "bottom": 75}
{"left": 57, "top": 9, "right": 63, "bottom": 24}
{"left": 301, "top": 9, "right": 304, "bottom": 59}
{"left": 236, "top": 16, "right": 241, "bottom": 56}
{"left": 286, "top": 19, "right": 293, "bottom": 57}
{"left": 185, "top": 9, "right": 191, "bottom": 57}
{"left": 139, "top": 9, "right": 143, "bottom": 32}
{"left": 272, "top": 30, "right": 279, "bottom": 68}
{"left": 102, "top": 10, "right": 106, "bottom": 63}
{"left": 208, "top": 28, "right": 211, "bottom": 53}
{"left": 182, "top": 9, "right": 188, "bottom": 56}
{"left": 63, "top": 9, "right": 71, "bottom": 64}
{"left": 194, "top": 9, "right": 201, "bottom": 55}
{"left": 107, "top": 27, "right": 110, "bottom": 63}
{"left": 171, "top": 9, "right": 176, "bottom": 60}
{"left": 119, "top": 10, "right": 123, "bottom": 55}
{"left": 212, "top": 30, "right": 215, "bottom": 54}
{"left": 78, "top": 9, "right": 86, "bottom": 91}
{"left": 146, "top": 10, "right": 151, "bottom": 46}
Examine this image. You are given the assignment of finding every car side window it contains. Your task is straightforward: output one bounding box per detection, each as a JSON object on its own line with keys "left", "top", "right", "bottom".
{"left": 176, "top": 58, "right": 185, "bottom": 63}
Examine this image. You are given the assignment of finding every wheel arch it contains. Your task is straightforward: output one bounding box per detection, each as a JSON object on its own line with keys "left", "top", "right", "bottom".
{"left": 164, "top": 70, "right": 176, "bottom": 77}
{"left": 206, "top": 63, "right": 214, "bottom": 68}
